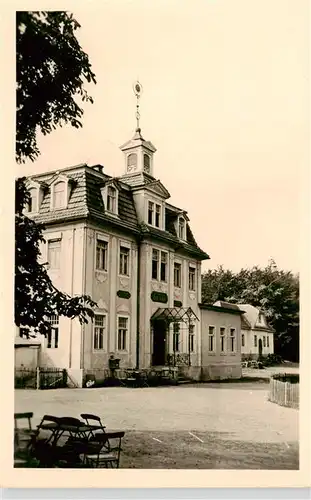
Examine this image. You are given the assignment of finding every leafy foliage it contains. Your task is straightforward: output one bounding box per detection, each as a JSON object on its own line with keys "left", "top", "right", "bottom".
{"left": 202, "top": 260, "right": 299, "bottom": 361}
{"left": 15, "top": 12, "right": 97, "bottom": 334}
{"left": 16, "top": 11, "right": 96, "bottom": 163}
{"left": 15, "top": 178, "right": 97, "bottom": 334}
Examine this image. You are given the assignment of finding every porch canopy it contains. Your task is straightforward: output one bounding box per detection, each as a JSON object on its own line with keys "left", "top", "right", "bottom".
{"left": 150, "top": 306, "right": 199, "bottom": 324}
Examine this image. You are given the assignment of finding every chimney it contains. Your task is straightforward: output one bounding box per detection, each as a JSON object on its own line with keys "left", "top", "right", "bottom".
{"left": 92, "top": 164, "right": 104, "bottom": 174}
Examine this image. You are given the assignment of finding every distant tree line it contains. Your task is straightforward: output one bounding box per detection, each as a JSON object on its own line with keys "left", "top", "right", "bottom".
{"left": 201, "top": 260, "right": 299, "bottom": 361}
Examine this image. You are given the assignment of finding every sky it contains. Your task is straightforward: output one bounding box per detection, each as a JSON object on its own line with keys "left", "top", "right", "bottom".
{"left": 18, "top": 0, "right": 309, "bottom": 274}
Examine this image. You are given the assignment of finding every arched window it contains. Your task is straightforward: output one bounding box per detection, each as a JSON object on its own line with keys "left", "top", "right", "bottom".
{"left": 53, "top": 181, "right": 66, "bottom": 209}
{"left": 143, "top": 154, "right": 150, "bottom": 173}
{"left": 26, "top": 188, "right": 37, "bottom": 213}
{"left": 127, "top": 153, "right": 137, "bottom": 172}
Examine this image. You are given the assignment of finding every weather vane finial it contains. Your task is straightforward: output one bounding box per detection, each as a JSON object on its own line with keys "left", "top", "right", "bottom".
{"left": 133, "top": 81, "right": 143, "bottom": 132}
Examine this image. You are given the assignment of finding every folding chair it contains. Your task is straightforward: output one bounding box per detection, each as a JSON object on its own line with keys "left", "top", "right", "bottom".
{"left": 14, "top": 412, "right": 35, "bottom": 448}
{"left": 49, "top": 417, "right": 87, "bottom": 468}
{"left": 35, "top": 415, "right": 61, "bottom": 443}
{"left": 14, "top": 412, "right": 38, "bottom": 465}
{"left": 83, "top": 431, "right": 125, "bottom": 468}
{"left": 80, "top": 413, "right": 106, "bottom": 439}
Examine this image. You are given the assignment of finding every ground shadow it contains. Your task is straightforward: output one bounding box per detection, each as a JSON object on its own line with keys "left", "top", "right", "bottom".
{"left": 120, "top": 429, "right": 299, "bottom": 470}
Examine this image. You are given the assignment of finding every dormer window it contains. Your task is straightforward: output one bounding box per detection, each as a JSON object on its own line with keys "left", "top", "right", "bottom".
{"left": 178, "top": 217, "right": 186, "bottom": 240}
{"left": 143, "top": 154, "right": 150, "bottom": 173}
{"left": 101, "top": 183, "right": 119, "bottom": 216}
{"left": 53, "top": 181, "right": 66, "bottom": 209}
{"left": 25, "top": 180, "right": 43, "bottom": 214}
{"left": 50, "top": 175, "right": 72, "bottom": 211}
{"left": 127, "top": 153, "right": 137, "bottom": 173}
{"left": 107, "top": 186, "right": 117, "bottom": 213}
{"left": 26, "top": 187, "right": 38, "bottom": 213}
{"left": 258, "top": 313, "right": 264, "bottom": 324}
{"left": 148, "top": 201, "right": 161, "bottom": 228}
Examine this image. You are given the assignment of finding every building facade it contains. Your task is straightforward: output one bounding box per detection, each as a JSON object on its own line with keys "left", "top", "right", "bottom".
{"left": 237, "top": 304, "right": 275, "bottom": 360}
{"left": 199, "top": 303, "right": 243, "bottom": 380}
{"left": 21, "top": 125, "right": 212, "bottom": 386}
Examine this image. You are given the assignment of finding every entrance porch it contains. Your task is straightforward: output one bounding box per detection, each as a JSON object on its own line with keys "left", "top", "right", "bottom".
{"left": 150, "top": 307, "right": 199, "bottom": 369}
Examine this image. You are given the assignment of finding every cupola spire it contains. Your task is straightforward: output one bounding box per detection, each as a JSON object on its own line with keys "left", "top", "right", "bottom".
{"left": 133, "top": 80, "right": 143, "bottom": 132}
{"left": 120, "top": 82, "right": 156, "bottom": 177}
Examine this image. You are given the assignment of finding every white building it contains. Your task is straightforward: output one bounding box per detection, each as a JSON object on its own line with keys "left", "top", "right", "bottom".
{"left": 17, "top": 92, "right": 245, "bottom": 386}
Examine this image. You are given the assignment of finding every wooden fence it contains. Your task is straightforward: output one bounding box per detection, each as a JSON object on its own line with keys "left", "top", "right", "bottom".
{"left": 268, "top": 376, "right": 299, "bottom": 409}
{"left": 15, "top": 367, "right": 67, "bottom": 390}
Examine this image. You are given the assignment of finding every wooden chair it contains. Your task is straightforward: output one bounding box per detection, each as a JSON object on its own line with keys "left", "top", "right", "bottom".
{"left": 83, "top": 431, "right": 125, "bottom": 468}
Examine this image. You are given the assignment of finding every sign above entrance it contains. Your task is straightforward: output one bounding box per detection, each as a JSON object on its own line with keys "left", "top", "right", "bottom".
{"left": 174, "top": 300, "right": 182, "bottom": 307}
{"left": 151, "top": 291, "right": 168, "bottom": 304}
{"left": 117, "top": 290, "right": 131, "bottom": 299}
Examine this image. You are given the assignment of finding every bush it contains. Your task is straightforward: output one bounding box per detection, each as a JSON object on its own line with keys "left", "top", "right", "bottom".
{"left": 263, "top": 354, "right": 284, "bottom": 366}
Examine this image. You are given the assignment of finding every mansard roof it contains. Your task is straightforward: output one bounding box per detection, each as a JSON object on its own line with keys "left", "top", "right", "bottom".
{"left": 27, "top": 164, "right": 209, "bottom": 260}
{"left": 236, "top": 304, "right": 275, "bottom": 332}
{"left": 120, "top": 172, "right": 171, "bottom": 198}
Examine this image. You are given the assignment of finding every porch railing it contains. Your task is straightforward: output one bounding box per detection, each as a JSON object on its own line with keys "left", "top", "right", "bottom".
{"left": 167, "top": 353, "right": 190, "bottom": 367}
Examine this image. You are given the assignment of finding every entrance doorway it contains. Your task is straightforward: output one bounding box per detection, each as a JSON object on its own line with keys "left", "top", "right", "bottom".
{"left": 152, "top": 320, "right": 167, "bottom": 366}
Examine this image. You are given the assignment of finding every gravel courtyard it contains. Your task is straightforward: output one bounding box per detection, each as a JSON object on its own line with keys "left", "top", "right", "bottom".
{"left": 15, "top": 381, "right": 299, "bottom": 469}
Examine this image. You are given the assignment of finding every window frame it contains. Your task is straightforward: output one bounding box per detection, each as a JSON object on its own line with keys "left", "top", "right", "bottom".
{"left": 53, "top": 181, "right": 66, "bottom": 209}
{"left": 267, "top": 336, "right": 270, "bottom": 348}
{"left": 229, "top": 328, "right": 236, "bottom": 353}
{"left": 151, "top": 248, "right": 168, "bottom": 282}
{"left": 208, "top": 325, "right": 215, "bottom": 353}
{"left": 220, "top": 326, "right": 226, "bottom": 353}
{"left": 47, "top": 238, "right": 61, "bottom": 270}
{"left": 49, "top": 175, "right": 71, "bottom": 211}
{"left": 148, "top": 201, "right": 154, "bottom": 225}
{"left": 100, "top": 184, "right": 119, "bottom": 216}
{"left": 258, "top": 313, "right": 264, "bottom": 324}
{"left": 151, "top": 248, "right": 159, "bottom": 280}
{"left": 25, "top": 187, "right": 38, "bottom": 214}
{"left": 107, "top": 185, "right": 117, "bottom": 213}
{"left": 178, "top": 217, "right": 186, "bottom": 240}
{"left": 188, "top": 265, "right": 196, "bottom": 291}
{"left": 155, "top": 204, "right": 161, "bottom": 228}
{"left": 119, "top": 244, "right": 130, "bottom": 277}
{"left": 160, "top": 251, "right": 167, "bottom": 282}
{"left": 117, "top": 315, "right": 129, "bottom": 352}
{"left": 254, "top": 334, "right": 257, "bottom": 347}
{"left": 19, "top": 327, "right": 30, "bottom": 339}
{"left": 25, "top": 181, "right": 42, "bottom": 214}
{"left": 174, "top": 261, "right": 182, "bottom": 288}
{"left": 95, "top": 235, "right": 109, "bottom": 272}
{"left": 93, "top": 313, "right": 107, "bottom": 351}
{"left": 147, "top": 200, "right": 162, "bottom": 228}
{"left": 46, "top": 315, "right": 59, "bottom": 349}
{"left": 143, "top": 153, "right": 151, "bottom": 173}
{"left": 127, "top": 153, "right": 138, "bottom": 172}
